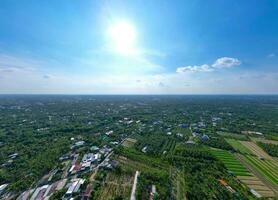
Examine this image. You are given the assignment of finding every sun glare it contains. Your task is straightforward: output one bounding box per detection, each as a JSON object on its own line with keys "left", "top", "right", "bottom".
{"left": 108, "top": 21, "right": 137, "bottom": 55}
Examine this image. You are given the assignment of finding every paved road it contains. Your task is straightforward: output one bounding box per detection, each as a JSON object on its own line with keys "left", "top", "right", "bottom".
{"left": 130, "top": 171, "right": 140, "bottom": 200}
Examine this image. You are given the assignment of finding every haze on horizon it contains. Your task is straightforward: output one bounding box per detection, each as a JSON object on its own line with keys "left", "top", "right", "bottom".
{"left": 0, "top": 0, "right": 278, "bottom": 95}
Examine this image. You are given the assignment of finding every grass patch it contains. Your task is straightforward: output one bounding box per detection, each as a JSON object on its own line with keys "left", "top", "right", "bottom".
{"left": 225, "top": 139, "right": 253, "bottom": 154}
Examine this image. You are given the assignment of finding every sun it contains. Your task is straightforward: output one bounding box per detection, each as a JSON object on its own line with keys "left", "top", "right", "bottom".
{"left": 108, "top": 21, "right": 137, "bottom": 55}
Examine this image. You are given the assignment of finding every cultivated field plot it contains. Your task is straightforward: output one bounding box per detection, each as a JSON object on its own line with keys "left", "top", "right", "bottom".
{"left": 217, "top": 131, "right": 248, "bottom": 140}
{"left": 210, "top": 149, "right": 251, "bottom": 176}
{"left": 96, "top": 170, "right": 133, "bottom": 200}
{"left": 240, "top": 141, "right": 272, "bottom": 160}
{"left": 243, "top": 155, "right": 278, "bottom": 186}
{"left": 250, "top": 137, "right": 278, "bottom": 145}
{"left": 117, "top": 156, "right": 165, "bottom": 175}
{"left": 225, "top": 139, "right": 253, "bottom": 154}
{"left": 122, "top": 138, "right": 137, "bottom": 148}
{"left": 237, "top": 176, "right": 275, "bottom": 197}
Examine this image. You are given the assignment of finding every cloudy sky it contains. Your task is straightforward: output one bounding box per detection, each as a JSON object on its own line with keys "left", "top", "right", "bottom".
{"left": 0, "top": 0, "right": 278, "bottom": 94}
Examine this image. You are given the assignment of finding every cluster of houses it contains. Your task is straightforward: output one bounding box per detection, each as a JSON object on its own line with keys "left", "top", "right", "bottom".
{"left": 80, "top": 153, "right": 101, "bottom": 171}
{"left": 17, "top": 179, "right": 67, "bottom": 200}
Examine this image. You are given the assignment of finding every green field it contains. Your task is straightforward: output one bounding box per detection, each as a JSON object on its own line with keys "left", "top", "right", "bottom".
{"left": 243, "top": 155, "right": 278, "bottom": 185}
{"left": 225, "top": 139, "right": 253, "bottom": 154}
{"left": 210, "top": 149, "right": 251, "bottom": 176}
{"left": 217, "top": 131, "right": 248, "bottom": 140}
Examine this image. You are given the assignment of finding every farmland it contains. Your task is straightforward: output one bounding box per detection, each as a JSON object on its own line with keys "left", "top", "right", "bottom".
{"left": 217, "top": 132, "right": 248, "bottom": 140}
{"left": 210, "top": 149, "right": 251, "bottom": 176}
{"left": 243, "top": 155, "right": 278, "bottom": 186}
{"left": 0, "top": 95, "right": 277, "bottom": 199}
{"left": 250, "top": 137, "right": 278, "bottom": 145}
{"left": 241, "top": 141, "right": 273, "bottom": 160}
{"left": 92, "top": 168, "right": 133, "bottom": 200}
{"left": 237, "top": 176, "right": 275, "bottom": 197}
{"left": 225, "top": 139, "right": 253, "bottom": 154}
{"left": 122, "top": 138, "right": 137, "bottom": 148}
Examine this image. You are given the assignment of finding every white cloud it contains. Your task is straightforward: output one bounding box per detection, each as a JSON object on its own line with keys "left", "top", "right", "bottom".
{"left": 212, "top": 57, "right": 241, "bottom": 68}
{"left": 176, "top": 64, "right": 212, "bottom": 73}
{"left": 176, "top": 57, "right": 241, "bottom": 74}
{"left": 267, "top": 53, "right": 275, "bottom": 58}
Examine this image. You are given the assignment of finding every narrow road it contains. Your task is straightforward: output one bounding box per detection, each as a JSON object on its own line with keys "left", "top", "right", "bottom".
{"left": 130, "top": 171, "right": 140, "bottom": 200}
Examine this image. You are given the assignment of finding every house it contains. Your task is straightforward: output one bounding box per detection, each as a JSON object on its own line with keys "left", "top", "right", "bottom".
{"left": 192, "top": 132, "right": 198, "bottom": 137}
{"left": 110, "top": 141, "right": 119, "bottom": 145}
{"left": 65, "top": 179, "right": 85, "bottom": 198}
{"left": 8, "top": 153, "right": 18, "bottom": 159}
{"left": 142, "top": 146, "right": 148, "bottom": 153}
{"left": 179, "top": 124, "right": 189, "bottom": 128}
{"left": 176, "top": 133, "right": 183, "bottom": 137}
{"left": 0, "top": 184, "right": 8, "bottom": 194}
{"left": 30, "top": 185, "right": 49, "bottom": 200}
{"left": 71, "top": 141, "right": 85, "bottom": 149}
{"left": 218, "top": 179, "right": 236, "bottom": 194}
{"left": 90, "top": 146, "right": 99, "bottom": 151}
{"left": 75, "top": 141, "right": 85, "bottom": 146}
{"left": 59, "top": 155, "right": 70, "bottom": 161}
{"left": 105, "top": 130, "right": 113, "bottom": 136}
{"left": 81, "top": 153, "right": 94, "bottom": 170}
{"left": 201, "top": 134, "right": 209, "bottom": 141}
{"left": 185, "top": 140, "right": 195, "bottom": 145}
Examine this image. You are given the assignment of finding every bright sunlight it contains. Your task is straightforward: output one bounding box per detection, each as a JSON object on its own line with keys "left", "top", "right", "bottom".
{"left": 108, "top": 21, "right": 137, "bottom": 55}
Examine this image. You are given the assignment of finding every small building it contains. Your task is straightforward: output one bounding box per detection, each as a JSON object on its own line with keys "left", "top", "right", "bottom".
{"left": 185, "top": 140, "right": 195, "bottom": 145}
{"left": 179, "top": 124, "right": 189, "bottom": 128}
{"left": 201, "top": 134, "right": 209, "bottom": 141}
{"left": 90, "top": 146, "right": 99, "bottom": 151}
{"left": 142, "top": 146, "right": 148, "bottom": 153}
{"left": 75, "top": 141, "right": 85, "bottom": 146}
{"left": 0, "top": 184, "right": 8, "bottom": 194}
{"left": 8, "top": 153, "right": 18, "bottom": 159}
{"left": 65, "top": 179, "right": 85, "bottom": 198}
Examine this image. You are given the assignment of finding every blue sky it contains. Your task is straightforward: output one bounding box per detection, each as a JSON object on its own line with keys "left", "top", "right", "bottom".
{"left": 0, "top": 0, "right": 277, "bottom": 94}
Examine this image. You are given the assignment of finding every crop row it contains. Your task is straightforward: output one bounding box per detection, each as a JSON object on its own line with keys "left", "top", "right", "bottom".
{"left": 244, "top": 155, "right": 278, "bottom": 185}
{"left": 210, "top": 149, "right": 251, "bottom": 176}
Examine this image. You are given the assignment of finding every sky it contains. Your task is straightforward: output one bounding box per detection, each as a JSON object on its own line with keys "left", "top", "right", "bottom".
{"left": 0, "top": 0, "right": 278, "bottom": 94}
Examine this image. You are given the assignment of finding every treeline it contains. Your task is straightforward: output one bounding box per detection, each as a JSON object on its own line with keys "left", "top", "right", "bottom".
{"left": 257, "top": 142, "right": 278, "bottom": 157}
{"left": 201, "top": 137, "right": 234, "bottom": 151}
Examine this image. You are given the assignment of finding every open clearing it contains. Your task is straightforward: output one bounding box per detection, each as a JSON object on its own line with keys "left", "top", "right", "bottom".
{"left": 237, "top": 176, "right": 275, "bottom": 197}
{"left": 242, "top": 155, "right": 278, "bottom": 186}
{"left": 250, "top": 137, "right": 278, "bottom": 145}
{"left": 240, "top": 141, "right": 273, "bottom": 160}
{"left": 225, "top": 139, "right": 253, "bottom": 154}
{"left": 122, "top": 138, "right": 137, "bottom": 148}
{"left": 210, "top": 149, "right": 251, "bottom": 176}
{"left": 96, "top": 168, "right": 133, "bottom": 200}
